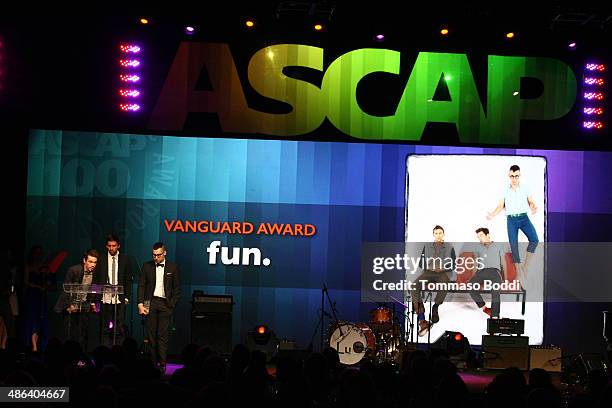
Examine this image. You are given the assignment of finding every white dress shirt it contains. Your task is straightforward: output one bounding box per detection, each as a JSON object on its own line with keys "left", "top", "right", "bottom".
{"left": 153, "top": 263, "right": 166, "bottom": 298}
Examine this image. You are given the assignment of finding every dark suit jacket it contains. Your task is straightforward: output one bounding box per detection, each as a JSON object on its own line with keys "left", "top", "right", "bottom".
{"left": 137, "top": 260, "right": 181, "bottom": 309}
{"left": 53, "top": 263, "right": 99, "bottom": 312}
{"left": 95, "top": 252, "right": 133, "bottom": 302}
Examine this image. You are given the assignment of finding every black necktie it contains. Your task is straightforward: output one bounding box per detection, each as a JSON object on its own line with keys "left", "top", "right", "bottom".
{"left": 156, "top": 263, "right": 164, "bottom": 268}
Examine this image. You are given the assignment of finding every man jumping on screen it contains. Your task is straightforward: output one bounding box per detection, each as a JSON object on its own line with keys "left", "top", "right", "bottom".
{"left": 486, "top": 164, "right": 539, "bottom": 281}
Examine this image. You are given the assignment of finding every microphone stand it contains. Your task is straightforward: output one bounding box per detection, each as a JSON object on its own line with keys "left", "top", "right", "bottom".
{"left": 319, "top": 283, "right": 344, "bottom": 352}
{"left": 112, "top": 258, "right": 118, "bottom": 346}
{"left": 323, "top": 283, "right": 344, "bottom": 341}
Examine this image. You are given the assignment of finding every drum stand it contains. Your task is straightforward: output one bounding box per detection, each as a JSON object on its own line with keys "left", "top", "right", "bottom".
{"left": 404, "top": 291, "right": 434, "bottom": 348}
{"left": 389, "top": 293, "right": 413, "bottom": 346}
{"left": 425, "top": 291, "right": 433, "bottom": 349}
{"left": 403, "top": 293, "right": 417, "bottom": 344}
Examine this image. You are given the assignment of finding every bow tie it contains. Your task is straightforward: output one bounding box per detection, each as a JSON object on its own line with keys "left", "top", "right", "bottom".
{"left": 156, "top": 263, "right": 165, "bottom": 268}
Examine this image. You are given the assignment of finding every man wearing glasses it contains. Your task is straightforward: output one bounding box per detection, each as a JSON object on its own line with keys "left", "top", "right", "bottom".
{"left": 137, "top": 242, "right": 181, "bottom": 372}
{"left": 486, "top": 165, "right": 539, "bottom": 279}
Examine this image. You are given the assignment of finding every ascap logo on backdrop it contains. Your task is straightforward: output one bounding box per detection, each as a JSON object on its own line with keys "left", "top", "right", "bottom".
{"left": 150, "top": 42, "right": 578, "bottom": 145}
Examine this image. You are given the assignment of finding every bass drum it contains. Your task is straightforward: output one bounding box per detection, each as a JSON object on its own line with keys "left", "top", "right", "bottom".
{"left": 329, "top": 323, "right": 376, "bottom": 365}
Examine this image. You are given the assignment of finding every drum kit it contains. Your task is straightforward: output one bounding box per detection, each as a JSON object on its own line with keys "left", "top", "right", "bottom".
{"left": 328, "top": 305, "right": 403, "bottom": 365}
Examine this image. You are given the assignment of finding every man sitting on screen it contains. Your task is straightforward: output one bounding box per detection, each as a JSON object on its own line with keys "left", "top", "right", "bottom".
{"left": 469, "top": 227, "right": 507, "bottom": 318}
{"left": 412, "top": 225, "right": 456, "bottom": 336}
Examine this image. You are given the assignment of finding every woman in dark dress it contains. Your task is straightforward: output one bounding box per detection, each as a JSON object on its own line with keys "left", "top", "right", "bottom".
{"left": 23, "top": 245, "right": 53, "bottom": 351}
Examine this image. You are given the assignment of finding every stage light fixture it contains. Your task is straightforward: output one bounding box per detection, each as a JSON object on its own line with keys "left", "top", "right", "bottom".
{"left": 585, "top": 63, "right": 606, "bottom": 72}
{"left": 185, "top": 26, "right": 195, "bottom": 35}
{"left": 117, "top": 42, "right": 143, "bottom": 113}
{"left": 119, "top": 103, "right": 141, "bottom": 112}
{"left": 374, "top": 34, "right": 385, "bottom": 42}
{"left": 119, "top": 59, "right": 141, "bottom": 68}
{"left": 583, "top": 107, "right": 604, "bottom": 115}
{"left": 584, "top": 92, "right": 604, "bottom": 100}
{"left": 568, "top": 41, "right": 577, "bottom": 50}
{"left": 584, "top": 77, "right": 605, "bottom": 86}
{"left": 246, "top": 324, "right": 279, "bottom": 361}
{"left": 118, "top": 89, "right": 141, "bottom": 98}
{"left": 581, "top": 62, "right": 607, "bottom": 131}
{"left": 139, "top": 18, "right": 149, "bottom": 25}
{"left": 583, "top": 121, "right": 604, "bottom": 129}
{"left": 314, "top": 24, "right": 324, "bottom": 31}
{"left": 119, "top": 74, "right": 141, "bottom": 83}
{"left": 433, "top": 331, "right": 470, "bottom": 357}
{"left": 245, "top": 19, "right": 255, "bottom": 28}
{"left": 440, "top": 28, "right": 449, "bottom": 36}
{"left": 253, "top": 324, "right": 272, "bottom": 345}
{"left": 505, "top": 32, "right": 515, "bottom": 39}
{"left": 119, "top": 44, "right": 141, "bottom": 54}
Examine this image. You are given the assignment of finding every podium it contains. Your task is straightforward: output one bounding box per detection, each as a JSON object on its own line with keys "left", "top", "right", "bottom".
{"left": 62, "top": 283, "right": 124, "bottom": 345}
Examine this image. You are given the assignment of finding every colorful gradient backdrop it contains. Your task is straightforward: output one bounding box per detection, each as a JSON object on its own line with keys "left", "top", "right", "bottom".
{"left": 26, "top": 130, "right": 612, "bottom": 352}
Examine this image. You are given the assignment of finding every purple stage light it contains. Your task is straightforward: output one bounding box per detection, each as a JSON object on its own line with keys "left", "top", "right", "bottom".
{"left": 118, "top": 89, "right": 141, "bottom": 98}
{"left": 583, "top": 121, "right": 604, "bottom": 129}
{"left": 119, "top": 74, "right": 141, "bottom": 83}
{"left": 119, "top": 44, "right": 141, "bottom": 53}
{"left": 119, "top": 103, "right": 141, "bottom": 112}
{"left": 119, "top": 59, "right": 141, "bottom": 68}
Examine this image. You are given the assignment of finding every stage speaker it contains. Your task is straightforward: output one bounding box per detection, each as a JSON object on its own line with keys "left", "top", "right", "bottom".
{"left": 190, "top": 292, "right": 233, "bottom": 354}
{"left": 191, "top": 312, "right": 232, "bottom": 354}
{"left": 482, "top": 335, "right": 529, "bottom": 370}
{"left": 529, "top": 346, "right": 562, "bottom": 372}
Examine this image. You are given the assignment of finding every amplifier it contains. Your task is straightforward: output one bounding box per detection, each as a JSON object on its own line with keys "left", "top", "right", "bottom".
{"left": 529, "top": 345, "right": 562, "bottom": 372}
{"left": 482, "top": 335, "right": 529, "bottom": 370}
{"left": 487, "top": 318, "right": 525, "bottom": 335}
{"left": 483, "top": 335, "right": 528, "bottom": 348}
{"left": 193, "top": 294, "right": 233, "bottom": 303}
{"left": 192, "top": 294, "right": 233, "bottom": 314}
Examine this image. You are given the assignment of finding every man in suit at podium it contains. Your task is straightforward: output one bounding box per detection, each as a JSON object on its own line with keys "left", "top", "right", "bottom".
{"left": 137, "top": 242, "right": 181, "bottom": 372}
{"left": 57, "top": 249, "right": 100, "bottom": 351}
{"left": 96, "top": 234, "right": 133, "bottom": 346}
